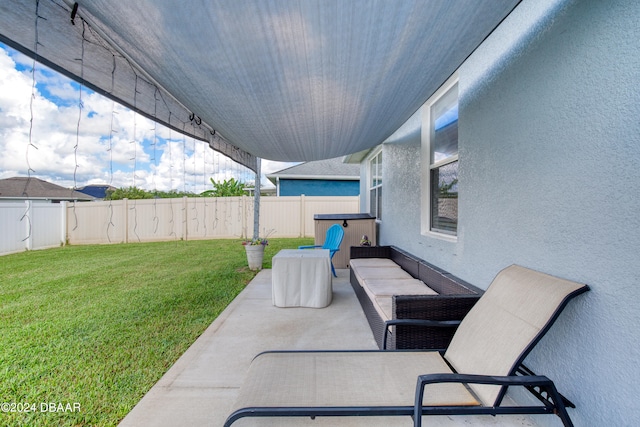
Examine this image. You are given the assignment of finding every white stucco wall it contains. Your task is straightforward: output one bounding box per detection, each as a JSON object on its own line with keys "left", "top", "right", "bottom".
{"left": 378, "top": 0, "right": 640, "bottom": 425}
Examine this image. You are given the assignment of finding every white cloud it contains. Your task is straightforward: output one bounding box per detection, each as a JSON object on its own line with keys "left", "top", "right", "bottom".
{"left": 0, "top": 44, "right": 256, "bottom": 193}
{"left": 259, "top": 159, "right": 300, "bottom": 188}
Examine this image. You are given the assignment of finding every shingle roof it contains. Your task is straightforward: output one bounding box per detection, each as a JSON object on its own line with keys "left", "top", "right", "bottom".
{"left": 267, "top": 157, "right": 359, "bottom": 181}
{"left": 0, "top": 177, "right": 95, "bottom": 201}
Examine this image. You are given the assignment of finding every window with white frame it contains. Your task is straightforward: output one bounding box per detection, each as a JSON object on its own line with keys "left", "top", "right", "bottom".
{"left": 422, "top": 77, "right": 458, "bottom": 237}
{"left": 369, "top": 150, "right": 382, "bottom": 220}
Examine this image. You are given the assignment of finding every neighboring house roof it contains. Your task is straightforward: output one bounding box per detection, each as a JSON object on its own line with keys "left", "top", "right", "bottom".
{"left": 0, "top": 177, "right": 95, "bottom": 201}
{"left": 266, "top": 157, "right": 360, "bottom": 185}
{"left": 77, "top": 184, "right": 117, "bottom": 199}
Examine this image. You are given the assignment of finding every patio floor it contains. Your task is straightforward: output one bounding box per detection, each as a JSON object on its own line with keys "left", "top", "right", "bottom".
{"left": 118, "top": 269, "right": 540, "bottom": 426}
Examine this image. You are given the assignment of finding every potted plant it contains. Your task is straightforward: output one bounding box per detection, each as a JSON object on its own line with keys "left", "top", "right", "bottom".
{"left": 242, "top": 237, "right": 269, "bottom": 271}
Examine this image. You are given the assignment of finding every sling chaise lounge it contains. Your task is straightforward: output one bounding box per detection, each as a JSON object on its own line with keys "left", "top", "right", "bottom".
{"left": 224, "top": 265, "right": 589, "bottom": 426}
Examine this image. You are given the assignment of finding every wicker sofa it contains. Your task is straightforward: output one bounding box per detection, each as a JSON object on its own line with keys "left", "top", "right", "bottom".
{"left": 350, "top": 246, "right": 483, "bottom": 350}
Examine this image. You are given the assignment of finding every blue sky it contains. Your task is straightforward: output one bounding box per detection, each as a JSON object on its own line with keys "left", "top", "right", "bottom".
{"left": 0, "top": 43, "right": 294, "bottom": 193}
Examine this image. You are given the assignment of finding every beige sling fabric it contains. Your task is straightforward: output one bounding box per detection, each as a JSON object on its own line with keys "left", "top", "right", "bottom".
{"left": 444, "top": 265, "right": 586, "bottom": 406}
{"left": 232, "top": 351, "right": 478, "bottom": 413}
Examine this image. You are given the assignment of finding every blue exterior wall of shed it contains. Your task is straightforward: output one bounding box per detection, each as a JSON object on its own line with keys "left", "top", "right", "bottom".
{"left": 371, "top": 0, "right": 640, "bottom": 425}
{"left": 278, "top": 179, "right": 359, "bottom": 196}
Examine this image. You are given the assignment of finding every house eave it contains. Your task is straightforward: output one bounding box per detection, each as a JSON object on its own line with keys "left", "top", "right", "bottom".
{"left": 343, "top": 150, "right": 373, "bottom": 164}
{"left": 265, "top": 174, "right": 359, "bottom": 181}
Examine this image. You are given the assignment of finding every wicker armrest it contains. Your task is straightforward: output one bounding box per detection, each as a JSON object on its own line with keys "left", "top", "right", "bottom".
{"left": 388, "top": 295, "right": 480, "bottom": 350}
{"left": 350, "top": 245, "right": 392, "bottom": 259}
{"left": 382, "top": 319, "right": 461, "bottom": 350}
{"left": 394, "top": 295, "right": 480, "bottom": 320}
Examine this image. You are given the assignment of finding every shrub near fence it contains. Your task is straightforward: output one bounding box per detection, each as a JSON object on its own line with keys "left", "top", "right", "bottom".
{"left": 0, "top": 196, "right": 359, "bottom": 254}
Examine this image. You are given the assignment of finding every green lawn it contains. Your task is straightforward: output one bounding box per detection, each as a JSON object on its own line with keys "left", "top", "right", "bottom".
{"left": 0, "top": 238, "right": 312, "bottom": 426}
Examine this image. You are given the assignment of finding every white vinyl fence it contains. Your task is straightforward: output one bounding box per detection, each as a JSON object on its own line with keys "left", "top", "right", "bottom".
{"left": 1, "top": 196, "right": 359, "bottom": 255}
{"left": 0, "top": 201, "right": 66, "bottom": 255}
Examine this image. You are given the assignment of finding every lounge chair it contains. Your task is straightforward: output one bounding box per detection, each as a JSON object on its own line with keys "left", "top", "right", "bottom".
{"left": 224, "top": 264, "right": 589, "bottom": 426}
{"left": 298, "top": 223, "right": 345, "bottom": 277}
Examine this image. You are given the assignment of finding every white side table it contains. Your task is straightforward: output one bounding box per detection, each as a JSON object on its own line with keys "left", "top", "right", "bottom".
{"left": 272, "top": 249, "right": 332, "bottom": 308}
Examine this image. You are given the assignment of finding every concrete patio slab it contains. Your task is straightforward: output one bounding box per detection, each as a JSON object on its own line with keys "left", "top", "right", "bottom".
{"left": 119, "top": 269, "right": 541, "bottom": 426}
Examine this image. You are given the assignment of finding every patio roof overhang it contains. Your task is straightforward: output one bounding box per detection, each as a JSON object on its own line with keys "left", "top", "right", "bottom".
{"left": 0, "top": 0, "right": 520, "bottom": 170}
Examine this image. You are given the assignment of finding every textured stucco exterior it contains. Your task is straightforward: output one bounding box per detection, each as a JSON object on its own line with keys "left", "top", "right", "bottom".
{"left": 374, "top": 0, "right": 640, "bottom": 425}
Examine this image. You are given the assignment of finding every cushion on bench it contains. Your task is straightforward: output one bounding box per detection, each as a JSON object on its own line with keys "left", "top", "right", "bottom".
{"left": 349, "top": 246, "right": 484, "bottom": 350}
{"left": 362, "top": 278, "right": 437, "bottom": 298}
{"left": 352, "top": 265, "right": 414, "bottom": 284}
{"left": 373, "top": 296, "right": 393, "bottom": 320}
{"left": 349, "top": 258, "right": 401, "bottom": 269}
{"left": 351, "top": 262, "right": 439, "bottom": 321}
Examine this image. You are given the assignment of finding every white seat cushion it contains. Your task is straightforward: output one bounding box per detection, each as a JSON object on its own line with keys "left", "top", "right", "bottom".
{"left": 363, "top": 278, "right": 438, "bottom": 298}
{"left": 366, "top": 279, "right": 437, "bottom": 320}
{"left": 352, "top": 266, "right": 414, "bottom": 284}
{"left": 349, "top": 258, "right": 401, "bottom": 269}
{"left": 373, "top": 296, "right": 393, "bottom": 320}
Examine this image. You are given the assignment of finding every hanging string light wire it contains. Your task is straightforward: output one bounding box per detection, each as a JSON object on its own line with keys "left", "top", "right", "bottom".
{"left": 181, "top": 123, "right": 188, "bottom": 236}
{"left": 202, "top": 136, "right": 208, "bottom": 237}
{"left": 152, "top": 87, "right": 160, "bottom": 234}
{"left": 25, "top": 0, "right": 42, "bottom": 186}
{"left": 212, "top": 151, "right": 219, "bottom": 231}
{"left": 190, "top": 129, "right": 199, "bottom": 234}
{"left": 16, "top": 3, "right": 255, "bottom": 245}
{"left": 167, "top": 112, "right": 176, "bottom": 239}
{"left": 106, "top": 54, "right": 117, "bottom": 242}
{"left": 236, "top": 157, "right": 243, "bottom": 226}
{"left": 71, "top": 19, "right": 87, "bottom": 232}
{"left": 182, "top": 124, "right": 187, "bottom": 194}
{"left": 130, "top": 75, "right": 139, "bottom": 188}
{"left": 130, "top": 74, "right": 140, "bottom": 242}
{"left": 20, "top": 0, "right": 45, "bottom": 242}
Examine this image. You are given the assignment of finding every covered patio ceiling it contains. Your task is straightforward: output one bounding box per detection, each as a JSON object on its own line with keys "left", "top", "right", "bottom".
{"left": 1, "top": 0, "right": 520, "bottom": 170}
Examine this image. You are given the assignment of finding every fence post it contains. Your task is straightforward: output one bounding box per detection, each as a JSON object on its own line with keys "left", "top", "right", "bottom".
{"left": 182, "top": 197, "right": 189, "bottom": 240}
{"left": 300, "top": 194, "right": 306, "bottom": 237}
{"left": 241, "top": 195, "right": 247, "bottom": 239}
{"left": 60, "top": 201, "right": 67, "bottom": 246}
{"left": 123, "top": 198, "right": 129, "bottom": 243}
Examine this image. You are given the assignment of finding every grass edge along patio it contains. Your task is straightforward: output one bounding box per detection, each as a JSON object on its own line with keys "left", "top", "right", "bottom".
{"left": 0, "top": 238, "right": 311, "bottom": 427}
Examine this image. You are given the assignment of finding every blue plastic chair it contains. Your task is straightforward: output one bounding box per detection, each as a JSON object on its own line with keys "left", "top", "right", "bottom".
{"left": 299, "top": 223, "right": 344, "bottom": 277}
